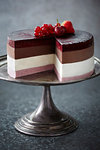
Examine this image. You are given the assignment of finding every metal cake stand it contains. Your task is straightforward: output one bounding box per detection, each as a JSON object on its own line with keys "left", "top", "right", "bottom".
{"left": 0, "top": 55, "right": 100, "bottom": 136}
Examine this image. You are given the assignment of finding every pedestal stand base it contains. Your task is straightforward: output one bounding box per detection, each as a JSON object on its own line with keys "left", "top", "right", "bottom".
{"left": 15, "top": 113, "right": 78, "bottom": 136}
{"left": 15, "top": 86, "right": 78, "bottom": 136}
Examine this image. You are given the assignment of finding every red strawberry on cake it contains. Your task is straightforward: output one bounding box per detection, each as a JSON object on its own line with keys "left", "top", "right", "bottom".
{"left": 61, "top": 20, "right": 75, "bottom": 33}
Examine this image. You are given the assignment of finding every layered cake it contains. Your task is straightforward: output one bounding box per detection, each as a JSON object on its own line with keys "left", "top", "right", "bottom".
{"left": 7, "top": 21, "right": 94, "bottom": 81}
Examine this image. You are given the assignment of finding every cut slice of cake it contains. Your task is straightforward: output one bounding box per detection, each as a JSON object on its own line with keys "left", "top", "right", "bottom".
{"left": 55, "top": 30, "right": 94, "bottom": 81}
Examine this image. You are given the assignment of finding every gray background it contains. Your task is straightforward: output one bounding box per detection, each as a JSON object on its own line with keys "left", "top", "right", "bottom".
{"left": 0, "top": 0, "right": 100, "bottom": 150}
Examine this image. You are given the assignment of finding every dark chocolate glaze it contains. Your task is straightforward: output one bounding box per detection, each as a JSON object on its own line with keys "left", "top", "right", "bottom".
{"left": 8, "top": 29, "right": 55, "bottom": 48}
{"left": 56, "top": 30, "right": 94, "bottom": 51}
{"left": 8, "top": 29, "right": 93, "bottom": 51}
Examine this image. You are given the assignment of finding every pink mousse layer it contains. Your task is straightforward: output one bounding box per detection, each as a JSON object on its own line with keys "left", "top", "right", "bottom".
{"left": 8, "top": 64, "right": 54, "bottom": 78}
{"left": 8, "top": 64, "right": 94, "bottom": 81}
{"left": 54, "top": 66, "right": 94, "bottom": 82}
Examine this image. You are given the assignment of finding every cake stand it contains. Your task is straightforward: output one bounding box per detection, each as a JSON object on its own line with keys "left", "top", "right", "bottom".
{"left": 0, "top": 55, "right": 100, "bottom": 136}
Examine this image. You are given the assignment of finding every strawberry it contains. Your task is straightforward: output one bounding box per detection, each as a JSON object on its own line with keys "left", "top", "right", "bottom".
{"left": 61, "top": 21, "right": 75, "bottom": 33}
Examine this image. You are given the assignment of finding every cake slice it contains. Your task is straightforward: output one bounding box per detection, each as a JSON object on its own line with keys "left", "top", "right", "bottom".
{"left": 55, "top": 30, "right": 94, "bottom": 81}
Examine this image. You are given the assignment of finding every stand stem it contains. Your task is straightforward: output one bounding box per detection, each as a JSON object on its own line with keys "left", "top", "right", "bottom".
{"left": 30, "top": 85, "right": 63, "bottom": 123}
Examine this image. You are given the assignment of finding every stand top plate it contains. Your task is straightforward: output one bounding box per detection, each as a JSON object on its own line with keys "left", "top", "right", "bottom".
{"left": 0, "top": 55, "right": 100, "bottom": 86}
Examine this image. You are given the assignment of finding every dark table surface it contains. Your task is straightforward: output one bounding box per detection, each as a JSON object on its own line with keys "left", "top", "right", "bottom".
{"left": 0, "top": 0, "right": 100, "bottom": 150}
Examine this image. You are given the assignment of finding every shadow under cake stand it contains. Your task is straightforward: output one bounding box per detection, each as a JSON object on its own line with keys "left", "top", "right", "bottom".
{"left": 0, "top": 55, "right": 100, "bottom": 136}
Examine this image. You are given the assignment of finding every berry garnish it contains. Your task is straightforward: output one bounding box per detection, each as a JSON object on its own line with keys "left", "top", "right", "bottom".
{"left": 55, "top": 19, "right": 61, "bottom": 27}
{"left": 54, "top": 26, "right": 67, "bottom": 37}
{"left": 61, "top": 20, "right": 75, "bottom": 33}
{"left": 34, "top": 20, "right": 75, "bottom": 37}
{"left": 34, "top": 26, "right": 42, "bottom": 37}
{"left": 34, "top": 24, "right": 54, "bottom": 37}
{"left": 54, "top": 19, "right": 67, "bottom": 37}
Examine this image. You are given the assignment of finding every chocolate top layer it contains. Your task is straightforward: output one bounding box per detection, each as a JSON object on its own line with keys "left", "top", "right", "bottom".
{"left": 56, "top": 30, "right": 93, "bottom": 51}
{"left": 8, "top": 29, "right": 55, "bottom": 48}
{"left": 8, "top": 29, "right": 94, "bottom": 51}
{"left": 8, "top": 29, "right": 42, "bottom": 41}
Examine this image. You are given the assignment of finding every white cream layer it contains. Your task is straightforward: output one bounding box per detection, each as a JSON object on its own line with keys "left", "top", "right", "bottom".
{"left": 7, "top": 54, "right": 54, "bottom": 71}
{"left": 7, "top": 54, "right": 94, "bottom": 78}
{"left": 55, "top": 55, "right": 94, "bottom": 78}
